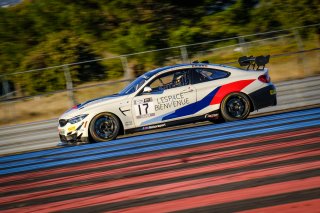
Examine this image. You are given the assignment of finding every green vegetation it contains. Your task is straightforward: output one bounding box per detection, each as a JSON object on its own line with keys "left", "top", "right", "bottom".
{"left": 0, "top": 0, "right": 319, "bottom": 95}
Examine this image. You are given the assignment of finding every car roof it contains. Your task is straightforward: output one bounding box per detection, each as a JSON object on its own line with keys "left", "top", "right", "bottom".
{"left": 144, "top": 63, "right": 243, "bottom": 78}
{"left": 144, "top": 64, "right": 188, "bottom": 77}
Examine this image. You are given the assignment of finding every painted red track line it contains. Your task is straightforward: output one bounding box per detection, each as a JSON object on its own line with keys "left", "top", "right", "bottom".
{"left": 1, "top": 137, "right": 319, "bottom": 193}
{"left": 108, "top": 176, "right": 320, "bottom": 213}
{"left": 1, "top": 127, "right": 318, "bottom": 184}
{"left": 3, "top": 175, "right": 319, "bottom": 213}
{"left": 239, "top": 199, "right": 320, "bottom": 213}
{"left": 2, "top": 159, "right": 319, "bottom": 207}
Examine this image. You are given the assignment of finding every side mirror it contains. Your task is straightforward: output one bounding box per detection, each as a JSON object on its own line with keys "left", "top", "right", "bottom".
{"left": 143, "top": 86, "right": 152, "bottom": 93}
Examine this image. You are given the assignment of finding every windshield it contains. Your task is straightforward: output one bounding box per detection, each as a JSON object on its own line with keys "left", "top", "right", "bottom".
{"left": 118, "top": 75, "right": 148, "bottom": 95}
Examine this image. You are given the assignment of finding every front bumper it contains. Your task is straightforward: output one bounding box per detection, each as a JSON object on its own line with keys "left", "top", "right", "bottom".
{"left": 58, "top": 121, "right": 89, "bottom": 143}
{"left": 59, "top": 133, "right": 80, "bottom": 143}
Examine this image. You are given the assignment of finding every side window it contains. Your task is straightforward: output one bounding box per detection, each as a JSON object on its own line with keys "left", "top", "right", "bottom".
{"left": 148, "top": 69, "right": 190, "bottom": 92}
{"left": 192, "top": 68, "right": 229, "bottom": 84}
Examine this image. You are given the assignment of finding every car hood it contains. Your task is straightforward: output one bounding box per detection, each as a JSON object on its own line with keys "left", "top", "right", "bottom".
{"left": 60, "top": 93, "right": 128, "bottom": 119}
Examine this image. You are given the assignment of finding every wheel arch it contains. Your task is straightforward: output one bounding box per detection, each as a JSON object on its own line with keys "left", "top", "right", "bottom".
{"left": 244, "top": 92, "right": 256, "bottom": 112}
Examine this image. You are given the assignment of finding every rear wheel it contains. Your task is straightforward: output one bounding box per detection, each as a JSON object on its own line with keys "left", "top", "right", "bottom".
{"left": 220, "top": 93, "right": 251, "bottom": 121}
{"left": 89, "top": 112, "right": 120, "bottom": 142}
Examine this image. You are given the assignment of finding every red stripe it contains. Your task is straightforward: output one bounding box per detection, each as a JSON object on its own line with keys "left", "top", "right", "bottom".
{"left": 2, "top": 137, "right": 318, "bottom": 193}
{"left": 210, "top": 79, "right": 255, "bottom": 105}
{"left": 108, "top": 176, "right": 320, "bottom": 213}
{"left": 239, "top": 199, "right": 320, "bottom": 213}
{"left": 1, "top": 127, "right": 318, "bottom": 185}
{"left": 2, "top": 159, "right": 319, "bottom": 207}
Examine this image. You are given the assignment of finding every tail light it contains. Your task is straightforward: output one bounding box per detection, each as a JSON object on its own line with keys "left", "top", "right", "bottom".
{"left": 258, "top": 74, "right": 271, "bottom": 83}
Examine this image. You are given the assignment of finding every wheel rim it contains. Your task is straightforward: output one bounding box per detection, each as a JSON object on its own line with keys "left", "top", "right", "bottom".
{"left": 226, "top": 96, "right": 246, "bottom": 118}
{"left": 94, "top": 115, "right": 117, "bottom": 139}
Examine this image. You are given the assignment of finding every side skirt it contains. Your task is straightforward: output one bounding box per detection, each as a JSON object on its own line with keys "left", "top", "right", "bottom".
{"left": 125, "top": 110, "right": 219, "bottom": 134}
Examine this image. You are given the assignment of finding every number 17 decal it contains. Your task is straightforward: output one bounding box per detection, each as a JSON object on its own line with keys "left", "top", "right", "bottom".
{"left": 138, "top": 103, "right": 149, "bottom": 115}
{"left": 134, "top": 98, "right": 155, "bottom": 119}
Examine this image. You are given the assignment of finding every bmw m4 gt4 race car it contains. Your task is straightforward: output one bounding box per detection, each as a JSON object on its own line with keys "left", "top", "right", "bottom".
{"left": 58, "top": 55, "right": 276, "bottom": 143}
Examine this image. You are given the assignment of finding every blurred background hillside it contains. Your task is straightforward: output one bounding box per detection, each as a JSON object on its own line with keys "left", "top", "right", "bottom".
{"left": 0, "top": 0, "right": 319, "bottom": 125}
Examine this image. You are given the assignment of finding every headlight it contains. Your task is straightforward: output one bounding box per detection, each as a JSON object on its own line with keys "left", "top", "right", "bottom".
{"left": 68, "top": 114, "right": 88, "bottom": 124}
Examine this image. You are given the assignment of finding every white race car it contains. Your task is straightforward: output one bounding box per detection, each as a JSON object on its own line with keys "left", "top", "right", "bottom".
{"left": 58, "top": 56, "right": 276, "bottom": 143}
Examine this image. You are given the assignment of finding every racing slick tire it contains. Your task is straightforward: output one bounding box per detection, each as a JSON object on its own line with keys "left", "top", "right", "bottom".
{"left": 89, "top": 112, "right": 121, "bottom": 142}
{"left": 220, "top": 92, "right": 251, "bottom": 122}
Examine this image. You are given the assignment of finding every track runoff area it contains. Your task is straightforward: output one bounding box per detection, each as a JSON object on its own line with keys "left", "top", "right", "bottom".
{"left": 0, "top": 107, "right": 319, "bottom": 212}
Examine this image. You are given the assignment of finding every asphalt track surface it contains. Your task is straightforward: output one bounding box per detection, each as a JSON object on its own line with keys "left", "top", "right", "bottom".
{"left": 0, "top": 107, "right": 320, "bottom": 212}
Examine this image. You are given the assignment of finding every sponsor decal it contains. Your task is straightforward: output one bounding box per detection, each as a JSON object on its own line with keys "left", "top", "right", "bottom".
{"left": 155, "top": 93, "right": 190, "bottom": 111}
{"left": 142, "top": 123, "right": 166, "bottom": 130}
{"left": 270, "top": 89, "right": 276, "bottom": 95}
{"left": 192, "top": 64, "right": 207, "bottom": 68}
{"left": 125, "top": 121, "right": 133, "bottom": 126}
{"left": 68, "top": 125, "right": 76, "bottom": 132}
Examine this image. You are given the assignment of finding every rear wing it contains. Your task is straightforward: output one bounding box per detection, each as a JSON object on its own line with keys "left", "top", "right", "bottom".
{"left": 238, "top": 55, "right": 270, "bottom": 70}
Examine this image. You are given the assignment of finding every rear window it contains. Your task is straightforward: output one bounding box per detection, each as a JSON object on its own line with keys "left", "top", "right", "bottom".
{"left": 192, "top": 68, "right": 230, "bottom": 84}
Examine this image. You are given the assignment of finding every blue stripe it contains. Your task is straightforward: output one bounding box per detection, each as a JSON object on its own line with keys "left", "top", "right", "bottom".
{"left": 0, "top": 109, "right": 319, "bottom": 174}
{"left": 163, "top": 87, "right": 220, "bottom": 120}
{"left": 1, "top": 108, "right": 319, "bottom": 164}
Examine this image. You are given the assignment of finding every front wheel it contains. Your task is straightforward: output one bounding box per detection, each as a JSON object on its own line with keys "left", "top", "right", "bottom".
{"left": 89, "top": 112, "right": 120, "bottom": 142}
{"left": 220, "top": 93, "right": 251, "bottom": 122}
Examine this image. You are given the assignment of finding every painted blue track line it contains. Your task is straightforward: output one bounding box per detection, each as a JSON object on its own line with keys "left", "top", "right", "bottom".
{"left": 1, "top": 111, "right": 320, "bottom": 169}
{"left": 0, "top": 118, "right": 319, "bottom": 175}
{"left": 1, "top": 107, "right": 319, "bottom": 164}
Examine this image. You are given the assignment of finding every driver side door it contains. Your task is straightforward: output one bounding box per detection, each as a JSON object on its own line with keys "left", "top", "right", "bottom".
{"left": 132, "top": 69, "right": 196, "bottom": 128}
